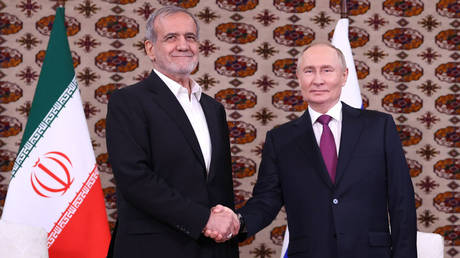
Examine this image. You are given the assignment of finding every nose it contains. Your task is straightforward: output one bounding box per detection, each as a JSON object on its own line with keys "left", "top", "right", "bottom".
{"left": 176, "top": 36, "right": 189, "bottom": 50}
{"left": 312, "top": 71, "right": 324, "bottom": 85}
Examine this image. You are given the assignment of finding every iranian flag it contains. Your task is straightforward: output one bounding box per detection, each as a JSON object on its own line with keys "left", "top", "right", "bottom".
{"left": 1, "top": 6, "right": 110, "bottom": 257}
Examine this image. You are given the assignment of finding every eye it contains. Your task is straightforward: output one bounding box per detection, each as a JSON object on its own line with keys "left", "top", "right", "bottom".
{"left": 164, "top": 35, "right": 176, "bottom": 41}
{"left": 303, "top": 69, "right": 313, "bottom": 74}
{"left": 186, "top": 34, "right": 198, "bottom": 42}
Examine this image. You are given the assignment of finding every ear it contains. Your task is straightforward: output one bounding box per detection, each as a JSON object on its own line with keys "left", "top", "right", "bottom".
{"left": 144, "top": 40, "right": 155, "bottom": 62}
{"left": 341, "top": 68, "right": 349, "bottom": 87}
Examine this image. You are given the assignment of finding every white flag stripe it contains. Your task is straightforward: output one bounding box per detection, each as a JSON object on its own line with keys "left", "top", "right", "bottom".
{"left": 331, "top": 18, "right": 363, "bottom": 109}
{"left": 280, "top": 227, "right": 289, "bottom": 258}
{"left": 2, "top": 76, "right": 96, "bottom": 232}
{"left": 12, "top": 79, "right": 78, "bottom": 176}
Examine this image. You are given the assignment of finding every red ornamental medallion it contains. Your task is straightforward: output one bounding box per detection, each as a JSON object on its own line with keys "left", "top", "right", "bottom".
{"left": 30, "top": 151, "right": 74, "bottom": 198}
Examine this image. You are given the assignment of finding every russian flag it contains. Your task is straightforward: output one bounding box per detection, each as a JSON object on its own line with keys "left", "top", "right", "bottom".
{"left": 280, "top": 17, "right": 362, "bottom": 258}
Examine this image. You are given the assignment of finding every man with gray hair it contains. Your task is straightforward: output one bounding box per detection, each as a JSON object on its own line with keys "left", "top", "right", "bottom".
{"left": 106, "top": 6, "right": 239, "bottom": 258}
{"left": 227, "top": 42, "right": 417, "bottom": 257}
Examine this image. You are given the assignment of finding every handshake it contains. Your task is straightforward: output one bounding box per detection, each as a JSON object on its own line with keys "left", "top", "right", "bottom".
{"left": 203, "top": 204, "right": 240, "bottom": 243}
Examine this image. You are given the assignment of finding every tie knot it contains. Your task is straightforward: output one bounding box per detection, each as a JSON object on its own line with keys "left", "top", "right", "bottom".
{"left": 317, "top": 115, "right": 332, "bottom": 125}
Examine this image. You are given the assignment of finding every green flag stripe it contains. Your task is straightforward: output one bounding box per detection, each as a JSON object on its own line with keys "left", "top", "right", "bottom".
{"left": 12, "top": 78, "right": 78, "bottom": 178}
{"left": 19, "top": 7, "right": 75, "bottom": 152}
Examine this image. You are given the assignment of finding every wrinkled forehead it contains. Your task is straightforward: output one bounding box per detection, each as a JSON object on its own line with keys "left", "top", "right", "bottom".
{"left": 300, "top": 46, "right": 343, "bottom": 68}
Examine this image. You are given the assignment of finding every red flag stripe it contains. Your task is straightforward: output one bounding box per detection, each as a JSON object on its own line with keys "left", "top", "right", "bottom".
{"left": 48, "top": 165, "right": 110, "bottom": 257}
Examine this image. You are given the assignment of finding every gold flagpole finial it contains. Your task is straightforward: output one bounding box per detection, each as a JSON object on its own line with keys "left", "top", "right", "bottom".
{"left": 340, "top": 0, "right": 348, "bottom": 18}
{"left": 57, "top": 0, "right": 65, "bottom": 8}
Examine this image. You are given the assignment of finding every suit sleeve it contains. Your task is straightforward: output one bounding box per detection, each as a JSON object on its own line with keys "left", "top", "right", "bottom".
{"left": 106, "top": 90, "right": 210, "bottom": 239}
{"left": 238, "top": 131, "right": 284, "bottom": 236}
{"left": 384, "top": 114, "right": 417, "bottom": 258}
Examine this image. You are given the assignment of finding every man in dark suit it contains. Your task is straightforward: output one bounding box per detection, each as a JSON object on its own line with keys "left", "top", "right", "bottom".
{"left": 232, "top": 43, "right": 417, "bottom": 257}
{"left": 106, "top": 6, "right": 239, "bottom": 258}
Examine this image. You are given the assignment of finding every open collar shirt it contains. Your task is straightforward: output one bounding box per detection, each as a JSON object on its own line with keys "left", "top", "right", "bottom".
{"left": 154, "top": 69, "right": 212, "bottom": 173}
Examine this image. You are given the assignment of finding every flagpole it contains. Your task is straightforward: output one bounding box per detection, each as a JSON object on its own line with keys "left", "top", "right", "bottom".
{"left": 341, "top": 0, "right": 348, "bottom": 18}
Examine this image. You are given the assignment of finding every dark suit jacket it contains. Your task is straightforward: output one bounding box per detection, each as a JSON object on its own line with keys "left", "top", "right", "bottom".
{"left": 106, "top": 71, "right": 238, "bottom": 258}
{"left": 238, "top": 103, "right": 417, "bottom": 258}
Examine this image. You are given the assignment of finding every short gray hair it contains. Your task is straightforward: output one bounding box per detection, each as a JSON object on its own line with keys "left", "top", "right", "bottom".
{"left": 297, "top": 42, "right": 347, "bottom": 72}
{"left": 145, "top": 6, "right": 200, "bottom": 42}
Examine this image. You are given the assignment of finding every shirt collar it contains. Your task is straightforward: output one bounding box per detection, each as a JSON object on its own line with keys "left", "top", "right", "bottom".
{"left": 153, "top": 69, "right": 202, "bottom": 100}
{"left": 308, "top": 101, "right": 343, "bottom": 125}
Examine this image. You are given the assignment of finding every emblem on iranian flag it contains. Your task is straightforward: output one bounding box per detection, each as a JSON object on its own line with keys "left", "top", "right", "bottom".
{"left": 31, "top": 151, "right": 74, "bottom": 198}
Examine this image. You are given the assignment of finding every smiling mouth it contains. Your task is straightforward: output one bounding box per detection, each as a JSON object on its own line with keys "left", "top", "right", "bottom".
{"left": 172, "top": 52, "right": 194, "bottom": 57}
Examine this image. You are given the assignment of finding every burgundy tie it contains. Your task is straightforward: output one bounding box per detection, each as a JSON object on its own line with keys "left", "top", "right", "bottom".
{"left": 317, "top": 115, "right": 337, "bottom": 183}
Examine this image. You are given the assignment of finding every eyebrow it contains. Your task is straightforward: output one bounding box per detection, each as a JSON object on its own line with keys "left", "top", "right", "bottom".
{"left": 162, "top": 32, "right": 177, "bottom": 39}
{"left": 163, "top": 32, "right": 197, "bottom": 38}
{"left": 302, "top": 65, "right": 335, "bottom": 70}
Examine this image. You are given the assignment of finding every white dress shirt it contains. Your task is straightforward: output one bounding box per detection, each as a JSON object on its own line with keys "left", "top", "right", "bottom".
{"left": 308, "top": 102, "right": 342, "bottom": 156}
{"left": 154, "top": 69, "right": 212, "bottom": 173}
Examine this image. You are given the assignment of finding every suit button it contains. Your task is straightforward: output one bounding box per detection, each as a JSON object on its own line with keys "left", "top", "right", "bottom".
{"left": 332, "top": 198, "right": 339, "bottom": 205}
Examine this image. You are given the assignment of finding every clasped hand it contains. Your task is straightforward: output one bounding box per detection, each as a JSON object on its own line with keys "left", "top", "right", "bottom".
{"left": 203, "top": 204, "right": 240, "bottom": 242}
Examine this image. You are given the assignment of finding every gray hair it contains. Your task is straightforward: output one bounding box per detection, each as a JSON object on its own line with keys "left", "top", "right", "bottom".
{"left": 145, "top": 6, "right": 200, "bottom": 42}
{"left": 297, "top": 42, "right": 347, "bottom": 72}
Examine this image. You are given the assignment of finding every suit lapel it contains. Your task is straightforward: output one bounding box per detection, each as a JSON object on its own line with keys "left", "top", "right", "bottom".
{"left": 335, "top": 103, "right": 363, "bottom": 185}
{"left": 200, "top": 97, "right": 219, "bottom": 182}
{"left": 294, "top": 112, "right": 334, "bottom": 189}
{"left": 145, "top": 71, "right": 206, "bottom": 171}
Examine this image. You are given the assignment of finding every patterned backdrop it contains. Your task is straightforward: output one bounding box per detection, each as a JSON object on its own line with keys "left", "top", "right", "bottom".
{"left": 0, "top": 0, "right": 458, "bottom": 257}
